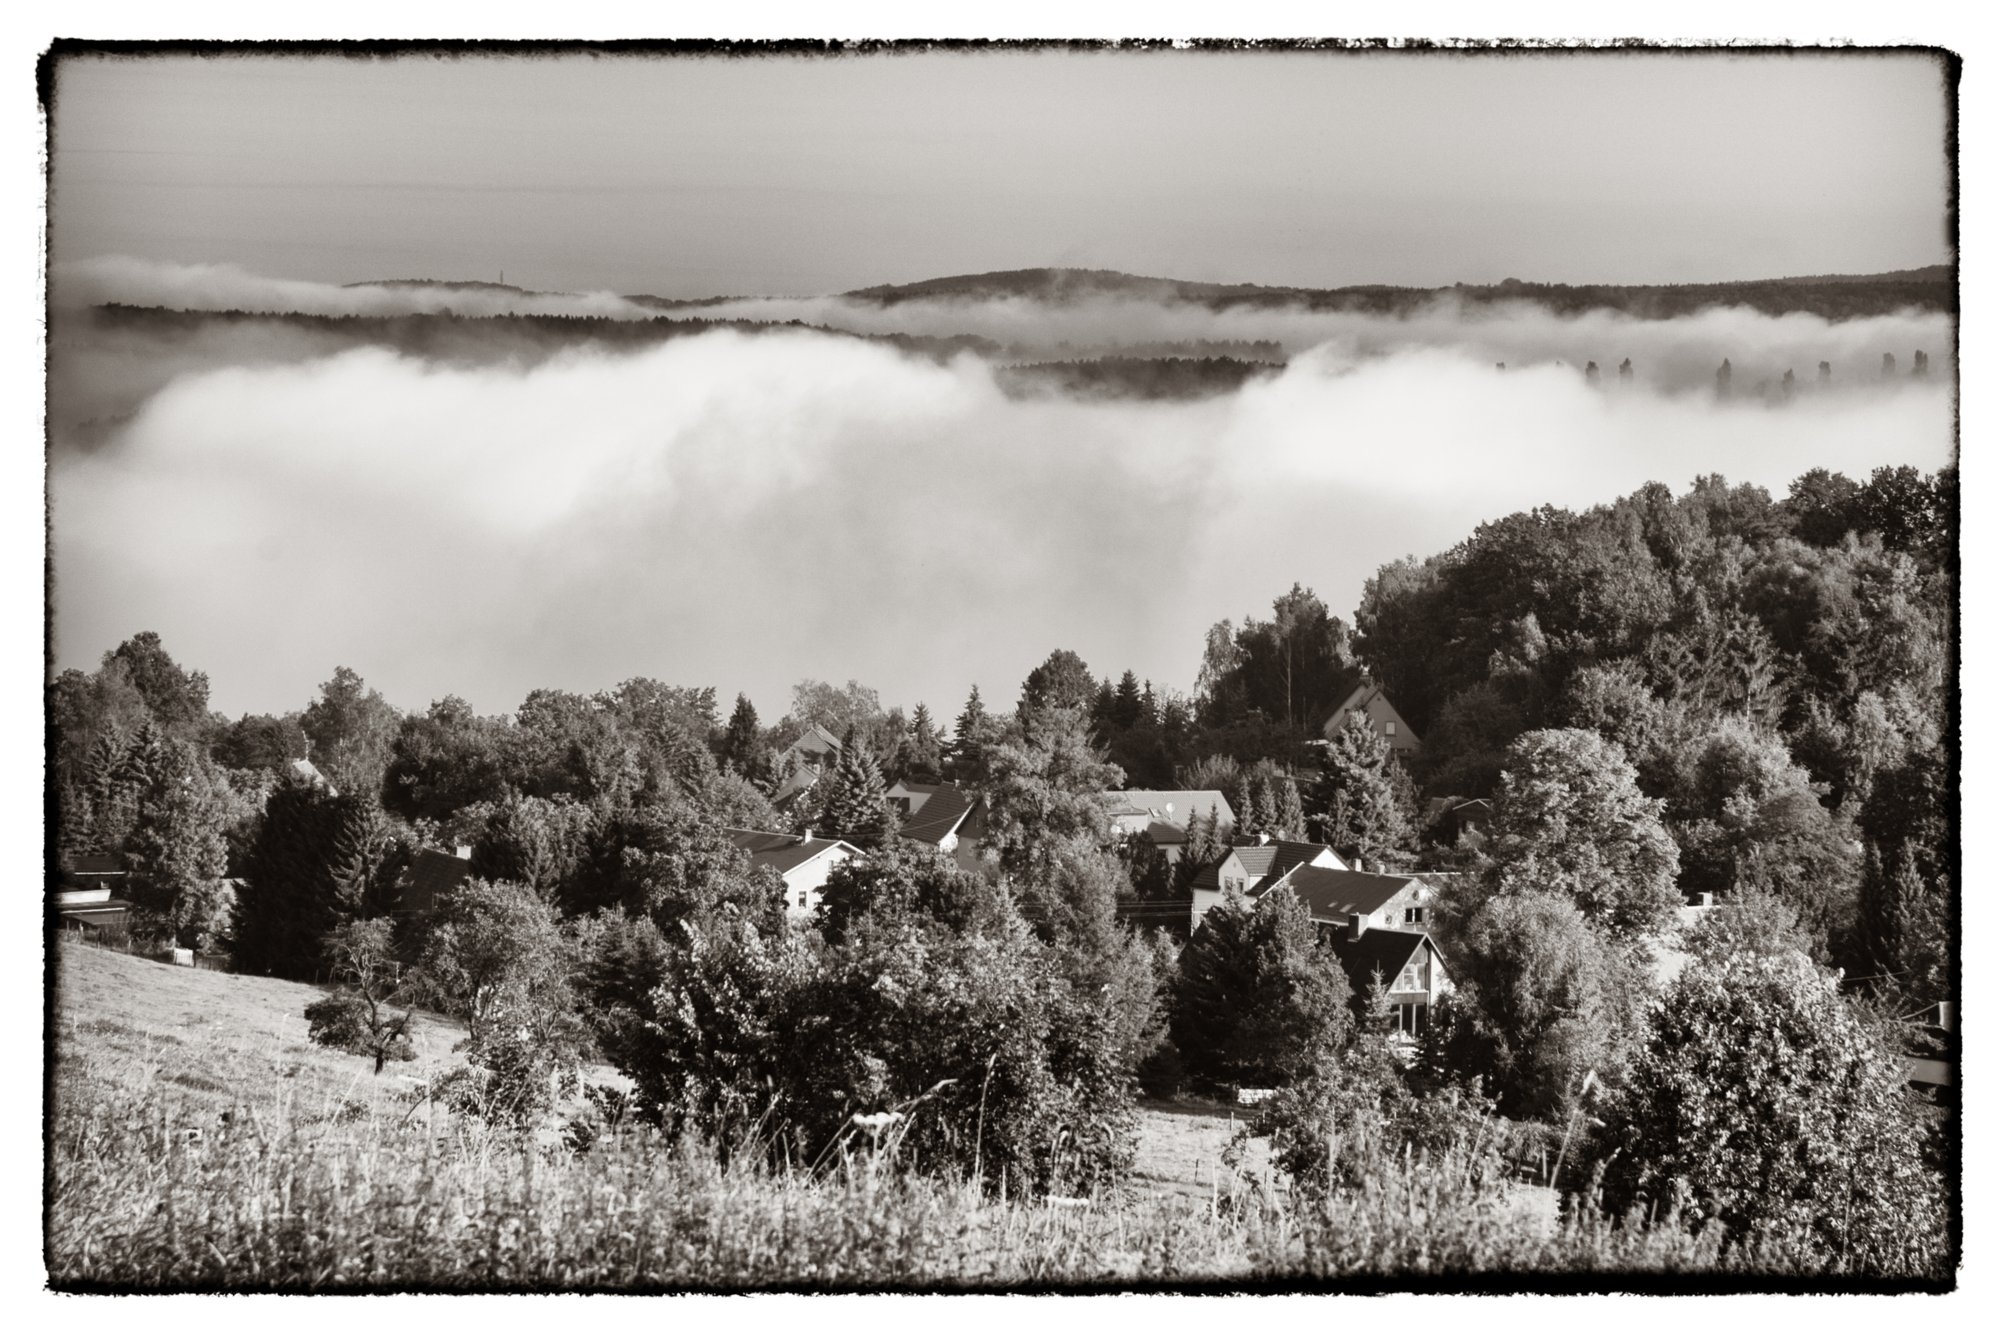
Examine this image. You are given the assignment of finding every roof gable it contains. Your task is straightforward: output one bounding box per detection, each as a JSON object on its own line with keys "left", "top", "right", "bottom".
{"left": 1326, "top": 929, "right": 1434, "bottom": 991}
{"left": 898, "top": 783, "right": 973, "bottom": 845}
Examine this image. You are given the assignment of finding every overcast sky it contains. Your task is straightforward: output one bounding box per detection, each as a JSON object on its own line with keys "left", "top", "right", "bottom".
{"left": 51, "top": 49, "right": 1951, "bottom": 296}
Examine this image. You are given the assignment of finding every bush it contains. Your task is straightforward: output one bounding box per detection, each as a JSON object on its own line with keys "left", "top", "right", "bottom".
{"left": 611, "top": 908, "right": 1137, "bottom": 1198}
{"left": 1579, "top": 949, "right": 1948, "bottom": 1277}
{"left": 1234, "top": 1042, "right": 1502, "bottom": 1200}
{"left": 304, "top": 992, "right": 413, "bottom": 1063}
{"left": 1170, "top": 892, "right": 1352, "bottom": 1090}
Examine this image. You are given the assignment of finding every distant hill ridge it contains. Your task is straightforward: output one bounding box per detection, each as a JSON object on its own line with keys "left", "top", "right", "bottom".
{"left": 837, "top": 264, "right": 1954, "bottom": 319}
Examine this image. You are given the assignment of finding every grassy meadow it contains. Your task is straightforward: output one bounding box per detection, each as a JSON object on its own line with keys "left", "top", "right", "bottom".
{"left": 48, "top": 938, "right": 1812, "bottom": 1290}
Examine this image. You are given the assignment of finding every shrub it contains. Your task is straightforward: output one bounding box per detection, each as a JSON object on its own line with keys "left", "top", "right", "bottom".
{"left": 1170, "top": 892, "right": 1352, "bottom": 1090}
{"left": 303, "top": 991, "right": 413, "bottom": 1064}
{"left": 1580, "top": 949, "right": 1948, "bottom": 1277}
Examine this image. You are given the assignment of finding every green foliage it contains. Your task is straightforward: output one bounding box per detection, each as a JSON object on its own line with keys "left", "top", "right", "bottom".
{"left": 301, "top": 666, "right": 401, "bottom": 800}
{"left": 820, "top": 727, "right": 895, "bottom": 848}
{"left": 573, "top": 801, "right": 783, "bottom": 935}
{"left": 306, "top": 918, "right": 415, "bottom": 1072}
{"left": 382, "top": 696, "right": 509, "bottom": 823}
{"left": 1170, "top": 892, "right": 1353, "bottom": 1089}
{"left": 1439, "top": 891, "right": 1635, "bottom": 1121}
{"left": 1240, "top": 1042, "right": 1503, "bottom": 1201}
{"left": 235, "top": 777, "right": 400, "bottom": 979}
{"left": 420, "top": 879, "right": 593, "bottom": 1126}
{"left": 977, "top": 706, "right": 1123, "bottom": 876}
{"left": 122, "top": 736, "right": 235, "bottom": 950}
{"left": 1584, "top": 951, "right": 1947, "bottom": 1277}
{"left": 815, "top": 837, "right": 1008, "bottom": 944}
{"left": 461, "top": 793, "right": 599, "bottom": 905}
{"left": 1307, "top": 711, "right": 1418, "bottom": 865}
{"left": 1483, "top": 729, "right": 1682, "bottom": 944}
{"left": 718, "top": 693, "right": 765, "bottom": 775}
{"left": 614, "top": 908, "right": 1138, "bottom": 1197}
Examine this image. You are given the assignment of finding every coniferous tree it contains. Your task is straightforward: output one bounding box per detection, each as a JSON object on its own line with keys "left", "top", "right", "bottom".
{"left": 1271, "top": 774, "right": 1308, "bottom": 841}
{"left": 718, "top": 693, "right": 763, "bottom": 775}
{"left": 822, "top": 726, "right": 895, "bottom": 848}
{"left": 1307, "top": 711, "right": 1419, "bottom": 866}
{"left": 235, "top": 775, "right": 348, "bottom": 978}
{"left": 894, "top": 701, "right": 946, "bottom": 784}
{"left": 1111, "top": 670, "right": 1144, "bottom": 730}
{"left": 947, "top": 685, "right": 1001, "bottom": 785}
{"left": 123, "top": 737, "right": 234, "bottom": 949}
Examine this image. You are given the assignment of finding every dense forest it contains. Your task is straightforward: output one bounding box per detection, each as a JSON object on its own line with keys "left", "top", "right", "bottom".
{"left": 48, "top": 457, "right": 1956, "bottom": 1277}
{"left": 994, "top": 355, "right": 1281, "bottom": 400}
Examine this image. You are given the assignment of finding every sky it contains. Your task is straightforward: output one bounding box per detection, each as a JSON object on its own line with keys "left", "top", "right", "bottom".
{"left": 50, "top": 49, "right": 1951, "bottom": 296}
{"left": 42, "top": 47, "right": 1958, "bottom": 723}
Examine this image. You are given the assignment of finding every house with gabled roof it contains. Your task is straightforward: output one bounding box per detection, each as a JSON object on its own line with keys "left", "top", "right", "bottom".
{"left": 726, "top": 827, "right": 865, "bottom": 920}
{"left": 1187, "top": 837, "right": 1347, "bottom": 930}
{"left": 1254, "top": 865, "right": 1454, "bottom": 1036}
{"left": 770, "top": 723, "right": 845, "bottom": 806}
{"left": 884, "top": 779, "right": 986, "bottom": 872}
{"left": 1321, "top": 681, "right": 1421, "bottom": 755}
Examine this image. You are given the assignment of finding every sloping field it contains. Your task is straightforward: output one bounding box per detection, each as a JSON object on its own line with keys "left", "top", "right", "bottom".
{"left": 51, "top": 939, "right": 468, "bottom": 1125}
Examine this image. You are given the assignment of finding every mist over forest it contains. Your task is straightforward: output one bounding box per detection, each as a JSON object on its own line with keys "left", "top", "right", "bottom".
{"left": 48, "top": 257, "right": 1954, "bottom": 720}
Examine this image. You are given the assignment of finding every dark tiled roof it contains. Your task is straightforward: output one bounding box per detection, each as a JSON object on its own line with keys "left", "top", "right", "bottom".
{"left": 1262, "top": 866, "right": 1417, "bottom": 920}
{"left": 400, "top": 849, "right": 473, "bottom": 914}
{"left": 897, "top": 783, "right": 973, "bottom": 846}
{"left": 725, "top": 828, "right": 860, "bottom": 878}
{"left": 1326, "top": 928, "right": 1431, "bottom": 993}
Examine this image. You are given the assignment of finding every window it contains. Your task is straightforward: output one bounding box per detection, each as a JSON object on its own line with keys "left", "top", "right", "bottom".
{"left": 1404, "top": 906, "right": 1425, "bottom": 925}
{"left": 1384, "top": 721, "right": 1397, "bottom": 736}
{"left": 798, "top": 892, "right": 809, "bottom": 908}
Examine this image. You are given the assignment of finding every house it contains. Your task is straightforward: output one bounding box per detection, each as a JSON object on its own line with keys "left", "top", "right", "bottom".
{"left": 1252, "top": 865, "right": 1453, "bottom": 1035}
{"left": 884, "top": 779, "right": 986, "bottom": 872}
{"left": 1106, "top": 789, "right": 1235, "bottom": 862}
{"left": 288, "top": 756, "right": 338, "bottom": 795}
{"left": 1321, "top": 681, "right": 1421, "bottom": 756}
{"left": 725, "top": 828, "right": 865, "bottom": 920}
{"left": 51, "top": 852, "right": 132, "bottom": 940}
{"left": 1327, "top": 928, "right": 1455, "bottom": 1037}
{"left": 1188, "top": 837, "right": 1347, "bottom": 930}
{"left": 397, "top": 845, "right": 475, "bottom": 916}
{"left": 771, "top": 723, "right": 844, "bottom": 805}
{"left": 1425, "top": 796, "right": 1493, "bottom": 849}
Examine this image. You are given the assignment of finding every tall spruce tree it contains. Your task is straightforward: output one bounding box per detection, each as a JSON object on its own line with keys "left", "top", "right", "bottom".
{"left": 719, "top": 693, "right": 763, "bottom": 775}
{"left": 822, "top": 727, "right": 895, "bottom": 848}
{"left": 235, "top": 775, "right": 349, "bottom": 978}
{"left": 1307, "top": 711, "right": 1419, "bottom": 866}
{"left": 123, "top": 737, "right": 233, "bottom": 949}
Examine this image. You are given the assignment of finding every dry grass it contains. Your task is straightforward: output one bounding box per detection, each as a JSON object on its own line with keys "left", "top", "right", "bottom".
{"left": 46, "top": 938, "right": 1845, "bottom": 1290}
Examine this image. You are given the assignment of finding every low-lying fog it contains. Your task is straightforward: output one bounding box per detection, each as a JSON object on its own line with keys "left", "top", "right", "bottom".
{"left": 48, "top": 260, "right": 1955, "bottom": 719}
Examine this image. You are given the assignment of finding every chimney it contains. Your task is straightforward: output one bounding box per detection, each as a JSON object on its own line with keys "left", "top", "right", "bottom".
{"left": 453, "top": 844, "right": 472, "bottom": 861}
{"left": 1696, "top": 892, "right": 1713, "bottom": 908}
{"left": 800, "top": 827, "right": 814, "bottom": 843}
{"left": 1349, "top": 912, "right": 1369, "bottom": 939}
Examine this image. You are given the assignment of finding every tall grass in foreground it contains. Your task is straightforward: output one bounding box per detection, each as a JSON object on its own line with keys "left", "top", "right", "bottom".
{"left": 53, "top": 1058, "right": 1871, "bottom": 1290}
